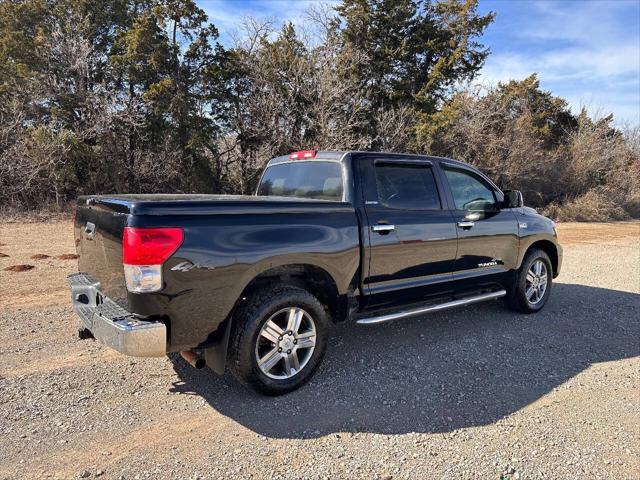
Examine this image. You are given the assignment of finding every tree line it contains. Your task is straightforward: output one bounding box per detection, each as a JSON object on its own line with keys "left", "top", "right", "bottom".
{"left": 0, "top": 0, "right": 637, "bottom": 220}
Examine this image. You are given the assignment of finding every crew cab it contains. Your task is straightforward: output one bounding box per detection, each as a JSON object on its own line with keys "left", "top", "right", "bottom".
{"left": 69, "top": 151, "right": 562, "bottom": 394}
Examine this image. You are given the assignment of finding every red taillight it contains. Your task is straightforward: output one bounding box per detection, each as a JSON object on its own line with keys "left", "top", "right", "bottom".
{"left": 122, "top": 227, "right": 183, "bottom": 265}
{"left": 289, "top": 150, "right": 316, "bottom": 160}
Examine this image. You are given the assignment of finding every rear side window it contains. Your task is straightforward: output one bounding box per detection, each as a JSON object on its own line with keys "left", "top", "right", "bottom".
{"left": 443, "top": 167, "right": 496, "bottom": 211}
{"left": 374, "top": 163, "right": 441, "bottom": 210}
{"left": 257, "top": 161, "right": 343, "bottom": 201}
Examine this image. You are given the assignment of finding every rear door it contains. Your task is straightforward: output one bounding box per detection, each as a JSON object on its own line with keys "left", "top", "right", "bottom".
{"left": 437, "top": 162, "right": 519, "bottom": 288}
{"left": 358, "top": 155, "right": 458, "bottom": 308}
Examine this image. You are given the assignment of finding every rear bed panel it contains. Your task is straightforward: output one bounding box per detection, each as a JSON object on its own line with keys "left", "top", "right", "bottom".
{"left": 126, "top": 208, "right": 361, "bottom": 352}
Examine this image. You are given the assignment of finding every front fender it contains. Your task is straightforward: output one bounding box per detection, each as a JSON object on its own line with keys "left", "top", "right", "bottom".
{"left": 515, "top": 212, "right": 562, "bottom": 277}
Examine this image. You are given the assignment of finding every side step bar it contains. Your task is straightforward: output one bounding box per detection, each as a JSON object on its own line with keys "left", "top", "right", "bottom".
{"left": 356, "top": 289, "right": 507, "bottom": 325}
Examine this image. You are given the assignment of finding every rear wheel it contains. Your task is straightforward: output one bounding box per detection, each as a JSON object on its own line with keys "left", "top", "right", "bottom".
{"left": 506, "top": 248, "right": 553, "bottom": 313}
{"left": 228, "top": 285, "right": 329, "bottom": 395}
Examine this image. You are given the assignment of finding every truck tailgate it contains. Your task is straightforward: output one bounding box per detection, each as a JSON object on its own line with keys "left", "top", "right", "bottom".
{"left": 74, "top": 198, "right": 129, "bottom": 307}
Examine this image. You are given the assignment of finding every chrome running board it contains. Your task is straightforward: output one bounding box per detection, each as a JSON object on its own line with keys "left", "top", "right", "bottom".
{"left": 356, "top": 289, "right": 507, "bottom": 325}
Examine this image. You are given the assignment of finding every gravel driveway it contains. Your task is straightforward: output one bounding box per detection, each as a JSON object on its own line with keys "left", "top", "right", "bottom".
{"left": 0, "top": 221, "right": 638, "bottom": 479}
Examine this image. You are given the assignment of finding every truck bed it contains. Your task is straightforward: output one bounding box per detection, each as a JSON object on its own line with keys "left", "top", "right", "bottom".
{"left": 73, "top": 194, "right": 361, "bottom": 352}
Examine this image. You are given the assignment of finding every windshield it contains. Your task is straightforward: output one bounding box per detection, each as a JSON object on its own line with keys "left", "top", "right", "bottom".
{"left": 257, "top": 161, "right": 344, "bottom": 201}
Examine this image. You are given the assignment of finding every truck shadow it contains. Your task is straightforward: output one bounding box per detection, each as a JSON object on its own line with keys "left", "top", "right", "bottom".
{"left": 169, "top": 283, "right": 639, "bottom": 438}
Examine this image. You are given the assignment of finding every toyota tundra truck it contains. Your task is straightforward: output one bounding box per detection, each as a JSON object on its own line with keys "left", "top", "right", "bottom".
{"left": 68, "top": 150, "right": 562, "bottom": 394}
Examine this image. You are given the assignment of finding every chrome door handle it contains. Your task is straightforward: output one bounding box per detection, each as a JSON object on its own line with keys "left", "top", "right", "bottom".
{"left": 372, "top": 224, "right": 395, "bottom": 233}
{"left": 457, "top": 221, "right": 475, "bottom": 229}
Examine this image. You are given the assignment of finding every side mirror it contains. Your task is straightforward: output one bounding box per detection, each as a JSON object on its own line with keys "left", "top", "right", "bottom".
{"left": 503, "top": 190, "right": 524, "bottom": 208}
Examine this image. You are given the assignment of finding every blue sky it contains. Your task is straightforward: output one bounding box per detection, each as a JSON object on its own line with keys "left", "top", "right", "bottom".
{"left": 198, "top": 0, "right": 640, "bottom": 125}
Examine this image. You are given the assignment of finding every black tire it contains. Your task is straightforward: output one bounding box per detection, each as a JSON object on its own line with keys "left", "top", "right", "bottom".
{"left": 228, "top": 284, "right": 330, "bottom": 395}
{"left": 506, "top": 248, "right": 553, "bottom": 314}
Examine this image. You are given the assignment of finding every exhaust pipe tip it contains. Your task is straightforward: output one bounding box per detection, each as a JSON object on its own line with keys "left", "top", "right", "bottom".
{"left": 180, "top": 350, "right": 206, "bottom": 369}
{"left": 193, "top": 357, "right": 206, "bottom": 369}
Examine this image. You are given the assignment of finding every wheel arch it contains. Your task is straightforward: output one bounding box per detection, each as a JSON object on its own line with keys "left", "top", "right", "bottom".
{"left": 204, "top": 263, "right": 350, "bottom": 375}
{"left": 237, "top": 263, "right": 348, "bottom": 323}
{"left": 523, "top": 239, "right": 559, "bottom": 278}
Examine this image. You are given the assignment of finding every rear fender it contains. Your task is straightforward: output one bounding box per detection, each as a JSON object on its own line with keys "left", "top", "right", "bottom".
{"left": 203, "top": 258, "right": 356, "bottom": 375}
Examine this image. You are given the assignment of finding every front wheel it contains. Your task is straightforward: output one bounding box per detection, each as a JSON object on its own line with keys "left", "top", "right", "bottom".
{"left": 506, "top": 249, "right": 553, "bottom": 313}
{"left": 228, "top": 285, "right": 329, "bottom": 395}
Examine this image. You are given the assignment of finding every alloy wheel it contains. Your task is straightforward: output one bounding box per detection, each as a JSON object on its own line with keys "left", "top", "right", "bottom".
{"left": 525, "top": 259, "right": 548, "bottom": 305}
{"left": 255, "top": 307, "right": 317, "bottom": 379}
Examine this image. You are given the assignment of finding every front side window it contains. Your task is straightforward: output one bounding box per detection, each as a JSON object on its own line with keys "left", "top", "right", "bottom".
{"left": 374, "top": 163, "right": 441, "bottom": 210}
{"left": 443, "top": 167, "right": 496, "bottom": 211}
{"left": 257, "top": 161, "right": 343, "bottom": 201}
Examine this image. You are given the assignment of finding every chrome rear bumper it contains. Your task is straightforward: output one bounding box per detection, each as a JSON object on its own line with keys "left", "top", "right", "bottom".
{"left": 67, "top": 273, "right": 166, "bottom": 357}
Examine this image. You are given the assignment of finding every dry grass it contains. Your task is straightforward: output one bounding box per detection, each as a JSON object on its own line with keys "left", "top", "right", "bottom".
{"left": 544, "top": 191, "right": 631, "bottom": 222}
{"left": 0, "top": 205, "right": 74, "bottom": 223}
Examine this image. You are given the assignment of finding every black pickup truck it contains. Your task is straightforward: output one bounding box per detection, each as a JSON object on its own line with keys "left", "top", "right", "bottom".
{"left": 69, "top": 150, "right": 562, "bottom": 394}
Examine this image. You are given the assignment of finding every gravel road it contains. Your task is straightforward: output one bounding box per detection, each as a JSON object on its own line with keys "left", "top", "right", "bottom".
{"left": 0, "top": 221, "right": 638, "bottom": 480}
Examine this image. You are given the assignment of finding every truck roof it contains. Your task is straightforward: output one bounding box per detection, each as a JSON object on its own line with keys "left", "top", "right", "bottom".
{"left": 266, "top": 150, "right": 472, "bottom": 169}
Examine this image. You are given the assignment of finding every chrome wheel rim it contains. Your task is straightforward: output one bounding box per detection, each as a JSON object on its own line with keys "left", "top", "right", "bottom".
{"left": 526, "top": 260, "right": 548, "bottom": 305}
{"left": 255, "top": 307, "right": 317, "bottom": 380}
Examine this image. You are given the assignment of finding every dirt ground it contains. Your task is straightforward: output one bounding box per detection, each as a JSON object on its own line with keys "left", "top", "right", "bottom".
{"left": 0, "top": 220, "right": 638, "bottom": 479}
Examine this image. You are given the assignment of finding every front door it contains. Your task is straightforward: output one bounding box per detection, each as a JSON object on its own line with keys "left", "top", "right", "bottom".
{"left": 360, "top": 157, "right": 458, "bottom": 308}
{"left": 439, "top": 163, "right": 519, "bottom": 289}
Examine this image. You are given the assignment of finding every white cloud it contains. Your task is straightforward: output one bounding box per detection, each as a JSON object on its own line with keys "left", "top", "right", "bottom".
{"left": 481, "top": 43, "right": 639, "bottom": 84}
{"left": 478, "top": 0, "right": 640, "bottom": 125}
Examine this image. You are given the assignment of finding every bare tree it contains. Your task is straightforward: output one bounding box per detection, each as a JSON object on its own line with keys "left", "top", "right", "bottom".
{"left": 374, "top": 105, "right": 415, "bottom": 152}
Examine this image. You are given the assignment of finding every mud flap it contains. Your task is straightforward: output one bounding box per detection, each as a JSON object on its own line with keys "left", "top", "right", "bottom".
{"left": 204, "top": 318, "right": 232, "bottom": 375}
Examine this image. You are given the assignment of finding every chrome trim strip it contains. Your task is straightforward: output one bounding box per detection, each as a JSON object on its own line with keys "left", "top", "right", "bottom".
{"left": 356, "top": 289, "right": 507, "bottom": 325}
